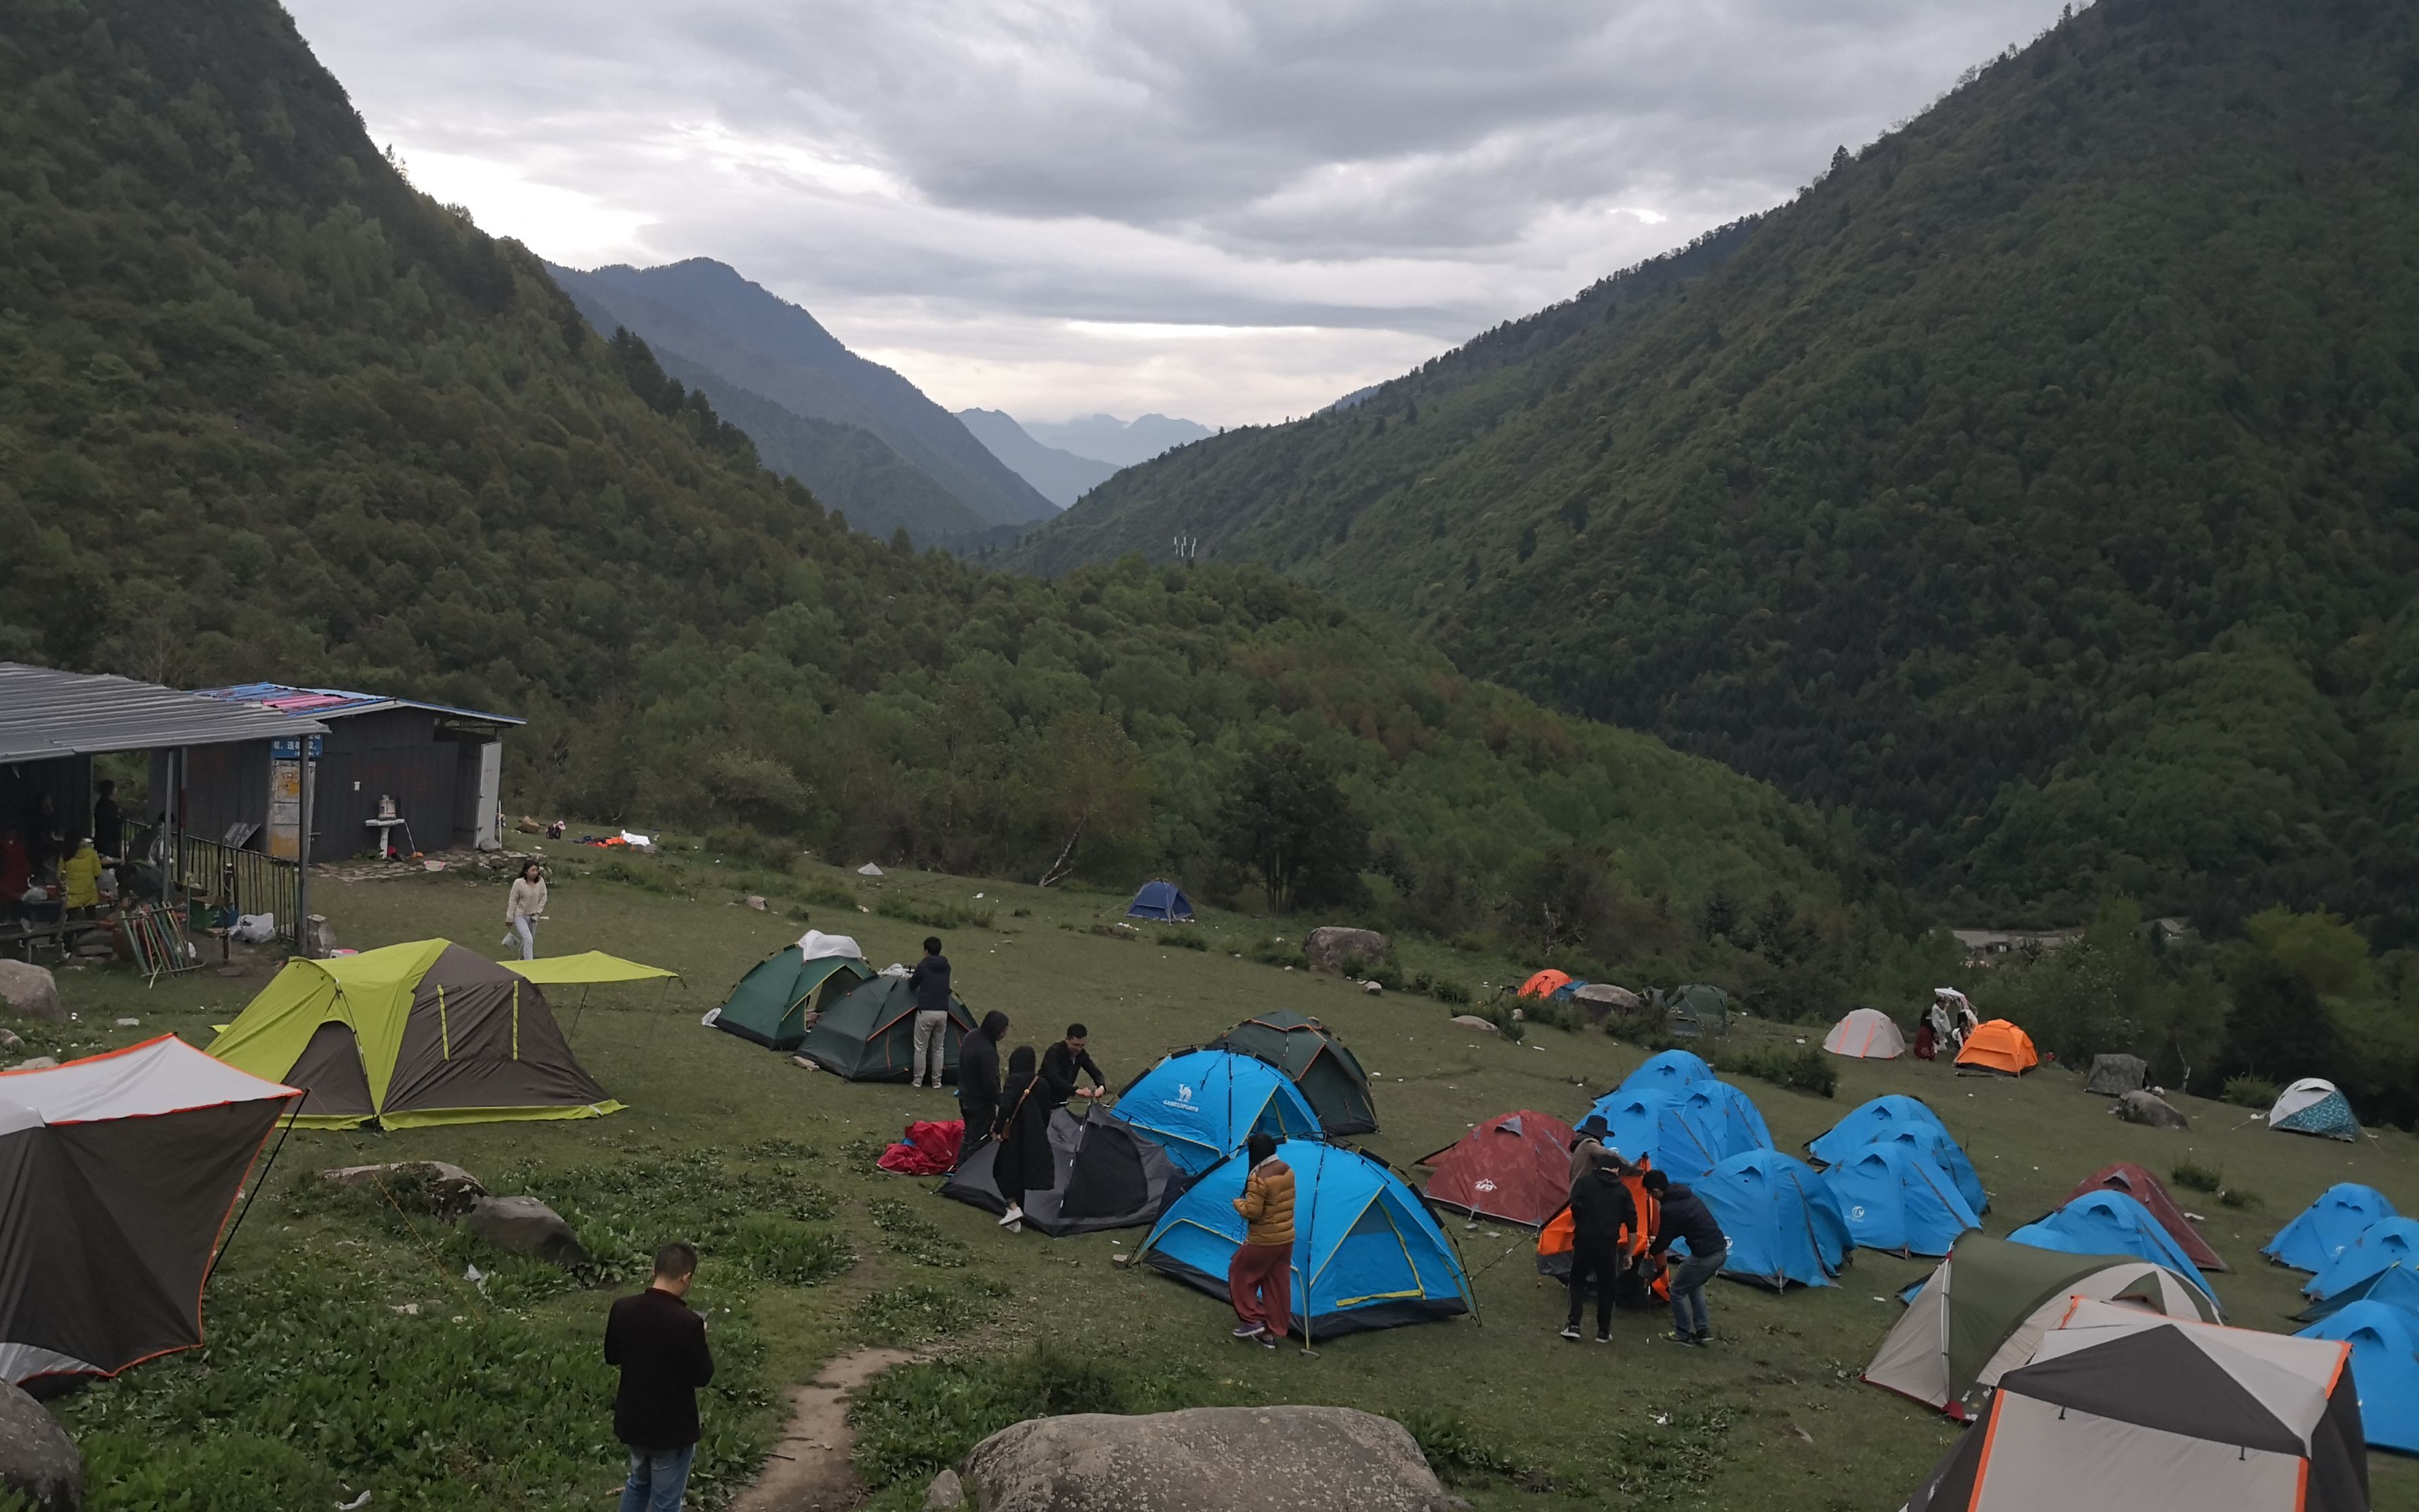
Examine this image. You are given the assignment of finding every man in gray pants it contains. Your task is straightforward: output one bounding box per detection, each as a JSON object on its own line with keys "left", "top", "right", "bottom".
{"left": 907, "top": 936, "right": 952, "bottom": 1088}
{"left": 1643, "top": 1169, "right": 1727, "bottom": 1346}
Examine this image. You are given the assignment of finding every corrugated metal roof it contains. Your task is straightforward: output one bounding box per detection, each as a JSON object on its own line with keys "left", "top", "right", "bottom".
{"left": 0, "top": 663, "right": 331, "bottom": 764}
{"left": 192, "top": 682, "right": 524, "bottom": 727}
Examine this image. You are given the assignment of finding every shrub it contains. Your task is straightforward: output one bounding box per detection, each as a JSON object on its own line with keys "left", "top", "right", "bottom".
{"left": 2170, "top": 1160, "right": 2222, "bottom": 1193}
{"left": 1156, "top": 929, "right": 1207, "bottom": 951}
{"left": 1246, "top": 936, "right": 1297, "bottom": 967}
{"left": 702, "top": 825, "right": 801, "bottom": 873}
{"left": 2223, "top": 1074, "right": 2280, "bottom": 1110}
{"left": 877, "top": 896, "right": 994, "bottom": 931}
{"left": 1475, "top": 1001, "right": 1526, "bottom": 1043}
{"left": 1704, "top": 1042, "right": 1836, "bottom": 1098}
{"left": 1427, "top": 978, "right": 1471, "bottom": 1005}
{"left": 800, "top": 878, "right": 864, "bottom": 910}
{"left": 2216, "top": 1185, "right": 2263, "bottom": 1209}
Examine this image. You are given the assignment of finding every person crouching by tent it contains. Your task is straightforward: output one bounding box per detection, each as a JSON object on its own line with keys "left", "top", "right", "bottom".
{"left": 955, "top": 1011, "right": 1010, "bottom": 1165}
{"left": 1228, "top": 1132, "right": 1295, "bottom": 1348}
{"left": 1561, "top": 1157, "right": 1637, "bottom": 1345}
{"left": 908, "top": 936, "right": 952, "bottom": 1089}
{"left": 992, "top": 1046, "right": 1051, "bottom": 1234}
{"left": 1644, "top": 1169, "right": 1727, "bottom": 1346}
{"left": 504, "top": 861, "right": 547, "bottom": 960}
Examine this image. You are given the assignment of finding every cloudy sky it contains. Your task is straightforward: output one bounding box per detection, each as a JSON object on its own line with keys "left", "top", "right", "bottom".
{"left": 286, "top": 0, "right": 2068, "bottom": 427}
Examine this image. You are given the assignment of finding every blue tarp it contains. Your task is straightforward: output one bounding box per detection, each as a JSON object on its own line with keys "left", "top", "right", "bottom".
{"left": 2296, "top": 1302, "right": 2419, "bottom": 1455}
{"left": 1106, "top": 1049, "right": 1322, "bottom": 1176}
{"left": 2307, "top": 1217, "right": 2419, "bottom": 1302}
{"left": 1807, "top": 1094, "right": 1950, "bottom": 1167}
{"left": 1125, "top": 880, "right": 1195, "bottom": 921}
{"left": 2007, "top": 1191, "right": 2221, "bottom": 1307}
{"left": 1822, "top": 1141, "right": 1980, "bottom": 1257}
{"left": 2265, "top": 1184, "right": 2400, "bottom": 1273}
{"left": 1689, "top": 1149, "right": 1851, "bottom": 1288}
{"left": 1582, "top": 1080, "right": 1769, "bottom": 1183}
{"left": 1141, "top": 1141, "right": 1472, "bottom": 1338}
{"left": 1618, "top": 1049, "right": 1715, "bottom": 1094}
{"left": 2296, "top": 1261, "right": 2419, "bottom": 1324}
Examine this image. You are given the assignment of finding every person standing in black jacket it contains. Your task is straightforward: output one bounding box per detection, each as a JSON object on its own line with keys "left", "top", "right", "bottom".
{"left": 955, "top": 1011, "right": 1010, "bottom": 1164}
{"left": 907, "top": 937, "right": 953, "bottom": 1089}
{"left": 1559, "top": 1162, "right": 1637, "bottom": 1343}
{"left": 1038, "top": 1024, "right": 1108, "bottom": 1107}
{"left": 993, "top": 1046, "right": 1053, "bottom": 1233}
{"left": 604, "top": 1242, "right": 716, "bottom": 1512}
{"left": 1643, "top": 1169, "right": 1728, "bottom": 1345}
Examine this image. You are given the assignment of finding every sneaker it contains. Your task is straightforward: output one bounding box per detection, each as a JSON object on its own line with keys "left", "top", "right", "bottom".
{"left": 1695, "top": 1330, "right": 1715, "bottom": 1345}
{"left": 1232, "top": 1324, "right": 1266, "bottom": 1340}
{"left": 1559, "top": 1324, "right": 1582, "bottom": 1341}
{"left": 1005, "top": 1219, "right": 1022, "bottom": 1234}
{"left": 1595, "top": 1335, "right": 1612, "bottom": 1345}
{"left": 1667, "top": 1330, "right": 1698, "bottom": 1346}
{"left": 997, "top": 1205, "right": 1024, "bottom": 1227}
{"left": 1257, "top": 1332, "right": 1279, "bottom": 1350}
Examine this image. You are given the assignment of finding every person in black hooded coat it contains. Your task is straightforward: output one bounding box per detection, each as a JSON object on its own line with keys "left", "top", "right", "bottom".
{"left": 992, "top": 1045, "right": 1053, "bottom": 1233}
{"left": 956, "top": 1011, "right": 1010, "bottom": 1158}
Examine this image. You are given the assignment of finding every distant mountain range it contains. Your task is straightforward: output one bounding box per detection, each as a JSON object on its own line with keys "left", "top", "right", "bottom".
{"left": 1020, "top": 413, "right": 1213, "bottom": 469}
{"left": 954, "top": 410, "right": 1119, "bottom": 508}
{"left": 548, "top": 259, "right": 1058, "bottom": 541}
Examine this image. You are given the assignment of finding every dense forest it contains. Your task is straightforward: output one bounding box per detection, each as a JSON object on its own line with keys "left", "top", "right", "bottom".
{"left": 1009, "top": 0, "right": 2419, "bottom": 948}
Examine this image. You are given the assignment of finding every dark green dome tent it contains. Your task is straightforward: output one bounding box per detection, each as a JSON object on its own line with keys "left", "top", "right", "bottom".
{"left": 1209, "top": 1010, "right": 1378, "bottom": 1135}
{"left": 712, "top": 932, "right": 875, "bottom": 1052}
{"left": 797, "top": 973, "right": 975, "bottom": 1082}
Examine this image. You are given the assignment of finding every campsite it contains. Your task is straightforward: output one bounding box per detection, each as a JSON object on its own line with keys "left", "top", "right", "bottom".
{"left": 7, "top": 846, "right": 2418, "bottom": 1512}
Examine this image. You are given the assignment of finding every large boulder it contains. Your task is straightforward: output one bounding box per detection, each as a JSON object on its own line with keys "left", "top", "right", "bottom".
{"left": 2085, "top": 1054, "right": 2147, "bottom": 1097}
{"left": 465, "top": 1195, "right": 589, "bottom": 1268}
{"left": 0, "top": 962, "right": 62, "bottom": 1023}
{"left": 322, "top": 1161, "right": 488, "bottom": 1218}
{"left": 959, "top": 1406, "right": 1453, "bottom": 1512}
{"left": 1303, "top": 927, "right": 1389, "bottom": 973}
{"left": 0, "top": 1383, "right": 81, "bottom": 1512}
{"left": 2114, "top": 1090, "right": 2189, "bottom": 1131}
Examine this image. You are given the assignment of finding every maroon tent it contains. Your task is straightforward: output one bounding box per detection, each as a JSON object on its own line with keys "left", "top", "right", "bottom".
{"left": 1418, "top": 1109, "right": 1578, "bottom": 1227}
{"left": 2066, "top": 1160, "right": 2227, "bottom": 1272}
{"left": 0, "top": 1036, "right": 299, "bottom": 1385}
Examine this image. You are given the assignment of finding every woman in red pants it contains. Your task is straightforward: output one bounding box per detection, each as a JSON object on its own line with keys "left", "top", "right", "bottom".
{"left": 1227, "top": 1132, "right": 1295, "bottom": 1347}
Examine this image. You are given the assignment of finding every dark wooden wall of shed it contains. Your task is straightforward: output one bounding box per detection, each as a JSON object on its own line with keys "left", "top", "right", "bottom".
{"left": 316, "top": 710, "right": 460, "bottom": 857}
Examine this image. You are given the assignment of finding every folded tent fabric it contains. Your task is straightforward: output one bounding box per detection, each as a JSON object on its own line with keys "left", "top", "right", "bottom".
{"left": 2006, "top": 1190, "right": 2222, "bottom": 1311}
{"left": 2295, "top": 1301, "right": 2419, "bottom": 1455}
{"left": 2305, "top": 1217, "right": 2419, "bottom": 1302}
{"left": 2063, "top": 1161, "right": 2224, "bottom": 1271}
{"left": 2265, "top": 1184, "right": 2399, "bottom": 1273}
{"left": 875, "top": 1119, "right": 963, "bottom": 1175}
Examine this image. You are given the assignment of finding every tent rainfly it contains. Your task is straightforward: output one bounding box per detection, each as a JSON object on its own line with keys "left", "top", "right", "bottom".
{"left": 2296, "top": 1301, "right": 2419, "bottom": 1456}
{"left": 2296, "top": 1261, "right": 2419, "bottom": 1325}
{"left": 2265, "top": 1184, "right": 2399, "bottom": 1273}
{"left": 2006, "top": 1190, "right": 2223, "bottom": 1311}
{"left": 2063, "top": 1162, "right": 2225, "bottom": 1271}
{"left": 0, "top": 1037, "right": 300, "bottom": 1385}
{"left": 1106, "top": 1049, "right": 1323, "bottom": 1176}
{"left": 1953, "top": 1019, "right": 2038, "bottom": 1076}
{"left": 1691, "top": 1148, "right": 1853, "bottom": 1289}
{"left": 1807, "top": 1094, "right": 1951, "bottom": 1165}
{"left": 2268, "top": 1078, "right": 2361, "bottom": 1141}
{"left": 942, "top": 1109, "right": 1179, "bottom": 1236}
{"left": 2305, "top": 1218, "right": 2419, "bottom": 1303}
{"left": 501, "top": 952, "right": 680, "bottom": 986}
{"left": 713, "top": 938, "right": 874, "bottom": 1052}
{"left": 1417, "top": 1108, "right": 1579, "bottom": 1228}
{"left": 1582, "top": 1083, "right": 1764, "bottom": 1185}
{"left": 794, "top": 974, "right": 973, "bottom": 1081}
{"left": 1209, "top": 1011, "right": 1379, "bottom": 1135}
{"left": 1822, "top": 1008, "right": 1906, "bottom": 1059}
{"left": 1124, "top": 880, "right": 1194, "bottom": 922}
{"left": 1617, "top": 1048, "right": 1715, "bottom": 1095}
{"left": 1823, "top": 1141, "right": 1981, "bottom": 1257}
{"left": 1517, "top": 969, "right": 1572, "bottom": 1000}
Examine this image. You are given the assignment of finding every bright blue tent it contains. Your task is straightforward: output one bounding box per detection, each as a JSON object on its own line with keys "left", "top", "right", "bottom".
{"left": 1673, "top": 1081, "right": 1774, "bottom": 1162}
{"left": 1691, "top": 1149, "right": 1851, "bottom": 1288}
{"left": 1106, "top": 1049, "right": 1321, "bottom": 1176}
{"left": 1822, "top": 1142, "right": 1980, "bottom": 1257}
{"left": 2296, "top": 1261, "right": 2419, "bottom": 1324}
{"left": 1618, "top": 1049, "right": 1714, "bottom": 1094}
{"left": 1582, "top": 1084, "right": 1753, "bottom": 1183}
{"left": 2296, "top": 1302, "right": 2419, "bottom": 1455}
{"left": 1866, "top": 1124, "right": 1990, "bottom": 1215}
{"left": 2007, "top": 1191, "right": 2221, "bottom": 1308}
{"left": 2265, "top": 1183, "right": 2399, "bottom": 1273}
{"left": 1140, "top": 1141, "right": 1473, "bottom": 1339}
{"left": 1806, "top": 1094, "right": 1950, "bottom": 1167}
{"left": 2307, "top": 1217, "right": 2419, "bottom": 1302}
{"left": 1124, "top": 880, "right": 1194, "bottom": 922}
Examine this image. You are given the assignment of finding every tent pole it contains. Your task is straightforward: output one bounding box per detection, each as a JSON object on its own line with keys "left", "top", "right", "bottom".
{"left": 569, "top": 984, "right": 591, "bottom": 1043}
{"left": 207, "top": 1098, "right": 304, "bottom": 1287}
{"left": 294, "top": 735, "right": 314, "bottom": 954}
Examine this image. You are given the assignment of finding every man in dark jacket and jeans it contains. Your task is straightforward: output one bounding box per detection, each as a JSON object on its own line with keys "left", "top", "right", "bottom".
{"left": 955, "top": 1010, "right": 1010, "bottom": 1160}
{"left": 605, "top": 1242, "right": 716, "bottom": 1511}
{"left": 1560, "top": 1160, "right": 1637, "bottom": 1343}
{"left": 908, "top": 937, "right": 952, "bottom": 1089}
{"left": 1643, "top": 1169, "right": 1727, "bottom": 1345}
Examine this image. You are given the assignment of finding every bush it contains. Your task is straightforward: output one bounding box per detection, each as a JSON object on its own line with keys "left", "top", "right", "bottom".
{"left": 1702, "top": 1042, "right": 1837, "bottom": 1098}
{"left": 877, "top": 896, "right": 994, "bottom": 931}
{"left": 2223, "top": 1074, "right": 2280, "bottom": 1110}
{"left": 2216, "top": 1185, "right": 2263, "bottom": 1209}
{"left": 702, "top": 825, "right": 802, "bottom": 873}
{"left": 1475, "top": 1001, "right": 1526, "bottom": 1043}
{"left": 1427, "top": 978, "right": 1471, "bottom": 1005}
{"left": 2170, "top": 1160, "right": 2222, "bottom": 1193}
{"left": 801, "top": 878, "right": 864, "bottom": 910}
{"left": 1246, "top": 936, "right": 1297, "bottom": 967}
{"left": 1156, "top": 929, "right": 1207, "bottom": 950}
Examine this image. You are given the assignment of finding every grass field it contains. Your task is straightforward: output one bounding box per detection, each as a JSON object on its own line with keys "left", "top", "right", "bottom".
{"left": 23, "top": 845, "right": 2419, "bottom": 1511}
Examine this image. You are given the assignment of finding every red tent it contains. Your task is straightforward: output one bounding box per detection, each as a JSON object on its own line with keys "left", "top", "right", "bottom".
{"left": 2065, "top": 1160, "right": 2226, "bottom": 1272}
{"left": 1418, "top": 1108, "right": 1576, "bottom": 1227}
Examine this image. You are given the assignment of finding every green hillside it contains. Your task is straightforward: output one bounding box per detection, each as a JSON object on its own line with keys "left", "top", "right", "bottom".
{"left": 1009, "top": 0, "right": 2419, "bottom": 944}
{"left": 0, "top": 0, "right": 1881, "bottom": 984}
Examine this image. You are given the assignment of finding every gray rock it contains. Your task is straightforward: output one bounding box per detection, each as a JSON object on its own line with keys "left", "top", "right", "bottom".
{"left": 2115, "top": 1090, "right": 2189, "bottom": 1131}
{"left": 465, "top": 1195, "right": 589, "bottom": 1268}
{"left": 0, "top": 962, "right": 62, "bottom": 1023}
{"left": 960, "top": 1406, "right": 1453, "bottom": 1512}
{"left": 12, "top": 1057, "right": 58, "bottom": 1072}
{"left": 924, "top": 1467, "right": 965, "bottom": 1509}
{"left": 1303, "top": 927, "right": 1389, "bottom": 973}
{"left": 2086, "top": 1054, "right": 2147, "bottom": 1097}
{"left": 322, "top": 1161, "right": 488, "bottom": 1217}
{"left": 0, "top": 1029, "right": 18, "bottom": 1049}
{"left": 0, "top": 1383, "right": 81, "bottom": 1512}
{"left": 1450, "top": 1015, "right": 1498, "bottom": 1034}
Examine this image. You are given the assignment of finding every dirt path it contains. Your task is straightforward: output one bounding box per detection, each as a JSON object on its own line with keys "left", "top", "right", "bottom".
{"left": 729, "top": 1348, "right": 920, "bottom": 1512}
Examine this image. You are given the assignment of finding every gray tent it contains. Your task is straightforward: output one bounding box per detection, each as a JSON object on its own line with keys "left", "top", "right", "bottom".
{"left": 2086, "top": 1054, "right": 2147, "bottom": 1096}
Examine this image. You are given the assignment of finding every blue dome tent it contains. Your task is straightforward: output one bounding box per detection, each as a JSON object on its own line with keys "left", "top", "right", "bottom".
{"left": 2296, "top": 1301, "right": 2419, "bottom": 1456}
{"left": 1823, "top": 1142, "right": 1981, "bottom": 1257}
{"left": 1673, "top": 1080, "right": 1774, "bottom": 1160}
{"left": 2265, "top": 1183, "right": 2399, "bottom": 1273}
{"left": 2306, "top": 1217, "right": 2419, "bottom": 1302}
{"left": 1618, "top": 1049, "right": 1715, "bottom": 1095}
{"left": 1806, "top": 1094, "right": 1951, "bottom": 1167}
{"left": 2006, "top": 1191, "right": 2221, "bottom": 1309}
{"left": 1105, "top": 1049, "right": 1321, "bottom": 1176}
{"left": 2296, "top": 1260, "right": 2419, "bottom": 1324}
{"left": 1866, "top": 1124, "right": 1990, "bottom": 1216}
{"left": 1124, "top": 880, "right": 1194, "bottom": 923}
{"left": 1140, "top": 1141, "right": 1473, "bottom": 1340}
{"left": 1582, "top": 1085, "right": 1748, "bottom": 1184}
{"left": 1691, "top": 1149, "right": 1852, "bottom": 1288}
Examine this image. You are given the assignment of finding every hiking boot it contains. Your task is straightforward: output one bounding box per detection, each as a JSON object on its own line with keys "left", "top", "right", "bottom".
{"left": 1232, "top": 1324, "right": 1266, "bottom": 1340}
{"left": 1559, "top": 1324, "right": 1582, "bottom": 1341}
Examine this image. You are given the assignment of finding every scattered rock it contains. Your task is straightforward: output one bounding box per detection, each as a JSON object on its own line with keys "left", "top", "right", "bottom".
{"left": 13, "top": 1057, "right": 58, "bottom": 1072}
{"left": 1303, "top": 927, "right": 1390, "bottom": 973}
{"left": 746, "top": 896, "right": 767, "bottom": 912}
{"left": 321, "top": 1162, "right": 488, "bottom": 1218}
{"left": 112, "top": 1017, "right": 140, "bottom": 1028}
{"left": 464, "top": 1195, "right": 589, "bottom": 1268}
{"left": 2085, "top": 1053, "right": 2148, "bottom": 1097}
{"left": 2114, "top": 1090, "right": 2189, "bottom": 1131}
{"left": 0, "top": 1381, "right": 81, "bottom": 1512}
{"left": 0, "top": 1028, "right": 18, "bottom": 1049}
{"left": 1509, "top": 1007, "right": 1526, "bottom": 1022}
{"left": 0, "top": 962, "right": 63, "bottom": 1023}
{"left": 923, "top": 1469, "right": 965, "bottom": 1510}
{"left": 1450, "top": 1016, "right": 1497, "bottom": 1034}
{"left": 1362, "top": 980, "right": 1383, "bottom": 996}
{"left": 960, "top": 1406, "right": 1454, "bottom": 1512}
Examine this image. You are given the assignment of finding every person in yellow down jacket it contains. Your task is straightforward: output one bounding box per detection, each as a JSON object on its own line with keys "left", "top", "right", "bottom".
{"left": 60, "top": 834, "right": 104, "bottom": 916}
{"left": 1227, "top": 1132, "right": 1295, "bottom": 1348}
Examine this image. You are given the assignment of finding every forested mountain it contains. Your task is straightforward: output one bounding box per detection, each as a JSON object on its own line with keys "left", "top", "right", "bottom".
{"left": 550, "top": 258, "right": 1059, "bottom": 530}
{"left": 1009, "top": 0, "right": 2419, "bottom": 945}
{"left": 956, "top": 408, "right": 1118, "bottom": 507}
{"left": 0, "top": 0, "right": 1888, "bottom": 998}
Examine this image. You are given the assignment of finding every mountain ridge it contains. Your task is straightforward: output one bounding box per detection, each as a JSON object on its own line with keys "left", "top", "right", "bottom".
{"left": 955, "top": 408, "right": 1116, "bottom": 507}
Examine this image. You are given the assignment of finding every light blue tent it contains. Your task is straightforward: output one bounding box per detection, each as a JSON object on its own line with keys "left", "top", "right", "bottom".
{"left": 2007, "top": 1191, "right": 2221, "bottom": 1309}
{"left": 1673, "top": 1081, "right": 1774, "bottom": 1162}
{"left": 1124, "top": 880, "right": 1194, "bottom": 922}
{"left": 2296, "top": 1302, "right": 2419, "bottom": 1455}
{"left": 2265, "top": 1183, "right": 2399, "bottom": 1273}
{"left": 1106, "top": 1049, "right": 1322, "bottom": 1176}
{"left": 2306, "top": 1217, "right": 2419, "bottom": 1302}
{"left": 1822, "top": 1142, "right": 1980, "bottom": 1257}
{"left": 2296, "top": 1261, "right": 2419, "bottom": 1324}
{"left": 1806, "top": 1094, "right": 1950, "bottom": 1167}
{"left": 1583, "top": 1083, "right": 1758, "bottom": 1184}
{"left": 1690, "top": 1149, "right": 1852, "bottom": 1288}
{"left": 1140, "top": 1142, "right": 1473, "bottom": 1339}
{"left": 1618, "top": 1049, "right": 1715, "bottom": 1095}
{"left": 1866, "top": 1124, "right": 1990, "bottom": 1215}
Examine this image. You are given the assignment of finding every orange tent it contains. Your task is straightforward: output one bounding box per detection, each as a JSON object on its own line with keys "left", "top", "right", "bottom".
{"left": 1519, "top": 969, "right": 1573, "bottom": 999}
{"left": 1954, "top": 1019, "right": 2038, "bottom": 1076}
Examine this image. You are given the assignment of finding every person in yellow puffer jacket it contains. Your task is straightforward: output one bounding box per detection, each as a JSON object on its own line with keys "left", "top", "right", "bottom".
{"left": 60, "top": 835, "right": 104, "bottom": 915}
{"left": 1227, "top": 1132, "right": 1296, "bottom": 1347}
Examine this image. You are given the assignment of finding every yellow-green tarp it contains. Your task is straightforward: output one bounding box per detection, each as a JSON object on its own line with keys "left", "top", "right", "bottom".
{"left": 501, "top": 952, "right": 681, "bottom": 986}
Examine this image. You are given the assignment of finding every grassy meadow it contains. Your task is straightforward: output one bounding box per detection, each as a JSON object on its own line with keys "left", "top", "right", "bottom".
{"left": 21, "top": 844, "right": 2419, "bottom": 1511}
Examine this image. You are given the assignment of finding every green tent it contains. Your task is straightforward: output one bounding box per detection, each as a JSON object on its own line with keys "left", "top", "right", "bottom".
{"left": 796, "top": 974, "right": 975, "bottom": 1082}
{"left": 1208, "top": 1010, "right": 1378, "bottom": 1134}
{"left": 1654, "top": 982, "right": 1731, "bottom": 1038}
{"left": 713, "top": 946, "right": 873, "bottom": 1052}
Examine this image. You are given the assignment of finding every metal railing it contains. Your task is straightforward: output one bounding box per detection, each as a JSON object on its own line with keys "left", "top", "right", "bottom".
{"left": 129, "top": 823, "right": 303, "bottom": 945}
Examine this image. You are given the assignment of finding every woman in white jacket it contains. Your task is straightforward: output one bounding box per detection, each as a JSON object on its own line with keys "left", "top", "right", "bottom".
{"left": 505, "top": 861, "right": 548, "bottom": 960}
